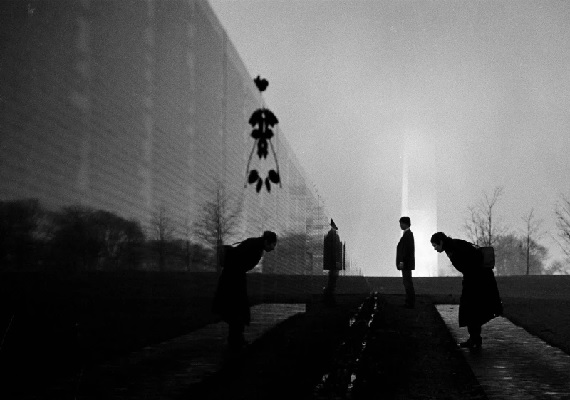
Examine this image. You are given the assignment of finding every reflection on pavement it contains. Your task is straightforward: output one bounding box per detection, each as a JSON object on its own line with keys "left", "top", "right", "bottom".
{"left": 436, "top": 304, "right": 570, "bottom": 400}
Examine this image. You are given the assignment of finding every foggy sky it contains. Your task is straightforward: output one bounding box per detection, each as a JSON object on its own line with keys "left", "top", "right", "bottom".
{"left": 209, "top": 0, "right": 570, "bottom": 276}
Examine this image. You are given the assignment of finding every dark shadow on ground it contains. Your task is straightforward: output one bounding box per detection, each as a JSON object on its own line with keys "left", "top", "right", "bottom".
{"left": 2, "top": 274, "right": 569, "bottom": 399}
{"left": 355, "top": 295, "right": 487, "bottom": 399}
{"left": 183, "top": 294, "right": 488, "bottom": 400}
{"left": 183, "top": 294, "right": 367, "bottom": 400}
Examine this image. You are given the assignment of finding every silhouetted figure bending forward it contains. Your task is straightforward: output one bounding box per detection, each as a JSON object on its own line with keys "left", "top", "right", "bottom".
{"left": 431, "top": 232, "right": 502, "bottom": 349}
{"left": 212, "top": 231, "right": 277, "bottom": 350}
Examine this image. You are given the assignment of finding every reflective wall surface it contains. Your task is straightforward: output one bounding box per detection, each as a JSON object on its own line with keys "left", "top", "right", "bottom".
{"left": 0, "top": 0, "right": 335, "bottom": 274}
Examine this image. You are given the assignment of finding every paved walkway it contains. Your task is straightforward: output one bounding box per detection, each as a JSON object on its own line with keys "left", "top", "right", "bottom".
{"left": 78, "top": 303, "right": 306, "bottom": 399}
{"left": 436, "top": 305, "right": 570, "bottom": 400}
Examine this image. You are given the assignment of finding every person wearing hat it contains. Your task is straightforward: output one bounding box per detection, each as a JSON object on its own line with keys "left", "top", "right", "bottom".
{"left": 430, "top": 231, "right": 502, "bottom": 349}
{"left": 323, "top": 219, "right": 342, "bottom": 305}
{"left": 396, "top": 216, "right": 415, "bottom": 308}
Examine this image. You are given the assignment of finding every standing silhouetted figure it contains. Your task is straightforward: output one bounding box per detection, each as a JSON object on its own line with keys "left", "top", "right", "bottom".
{"left": 396, "top": 216, "right": 415, "bottom": 308}
{"left": 212, "top": 231, "right": 277, "bottom": 350}
{"left": 431, "top": 232, "right": 502, "bottom": 349}
{"left": 323, "top": 219, "right": 342, "bottom": 305}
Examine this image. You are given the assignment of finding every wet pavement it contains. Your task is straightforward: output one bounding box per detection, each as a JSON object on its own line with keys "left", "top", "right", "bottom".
{"left": 436, "top": 305, "right": 570, "bottom": 400}
{"left": 77, "top": 303, "right": 306, "bottom": 399}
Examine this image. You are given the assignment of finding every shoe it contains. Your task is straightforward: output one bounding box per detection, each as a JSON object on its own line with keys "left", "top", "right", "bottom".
{"left": 459, "top": 337, "right": 482, "bottom": 349}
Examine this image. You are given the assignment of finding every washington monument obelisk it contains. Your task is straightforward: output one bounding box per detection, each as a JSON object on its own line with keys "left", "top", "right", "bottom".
{"left": 401, "top": 130, "right": 438, "bottom": 276}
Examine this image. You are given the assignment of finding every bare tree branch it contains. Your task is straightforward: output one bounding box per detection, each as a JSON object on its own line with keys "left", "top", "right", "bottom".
{"left": 151, "top": 206, "right": 175, "bottom": 242}
{"left": 521, "top": 207, "right": 544, "bottom": 275}
{"left": 150, "top": 205, "right": 176, "bottom": 271}
{"left": 554, "top": 194, "right": 570, "bottom": 258}
{"left": 464, "top": 206, "right": 483, "bottom": 245}
{"left": 464, "top": 186, "right": 507, "bottom": 247}
{"left": 193, "top": 182, "right": 242, "bottom": 271}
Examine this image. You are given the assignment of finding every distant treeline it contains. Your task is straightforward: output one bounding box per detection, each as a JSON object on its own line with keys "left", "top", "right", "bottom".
{"left": 0, "top": 199, "right": 212, "bottom": 273}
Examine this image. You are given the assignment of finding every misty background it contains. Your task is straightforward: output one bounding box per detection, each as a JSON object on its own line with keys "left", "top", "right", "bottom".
{"left": 209, "top": 0, "right": 570, "bottom": 276}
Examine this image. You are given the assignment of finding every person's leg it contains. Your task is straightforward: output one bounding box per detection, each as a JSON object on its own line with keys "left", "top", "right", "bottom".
{"left": 329, "top": 268, "right": 339, "bottom": 291}
{"left": 324, "top": 269, "right": 338, "bottom": 305}
{"left": 460, "top": 324, "right": 482, "bottom": 348}
{"left": 468, "top": 324, "right": 482, "bottom": 344}
{"left": 402, "top": 270, "right": 415, "bottom": 307}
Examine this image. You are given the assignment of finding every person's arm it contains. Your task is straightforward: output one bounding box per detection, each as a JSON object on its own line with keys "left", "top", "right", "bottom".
{"left": 396, "top": 239, "right": 404, "bottom": 269}
{"left": 452, "top": 240, "right": 480, "bottom": 273}
{"left": 463, "top": 243, "right": 483, "bottom": 272}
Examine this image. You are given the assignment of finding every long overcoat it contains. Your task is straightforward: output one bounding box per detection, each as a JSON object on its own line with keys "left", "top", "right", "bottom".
{"left": 445, "top": 238, "right": 503, "bottom": 327}
{"left": 212, "top": 237, "right": 265, "bottom": 326}
{"left": 323, "top": 229, "right": 342, "bottom": 271}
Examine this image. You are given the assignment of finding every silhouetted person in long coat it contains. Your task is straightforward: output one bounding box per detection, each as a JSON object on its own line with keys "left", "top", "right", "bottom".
{"left": 396, "top": 216, "right": 415, "bottom": 308}
{"left": 212, "top": 231, "right": 277, "bottom": 350}
{"left": 431, "top": 232, "right": 502, "bottom": 349}
{"left": 323, "top": 219, "right": 342, "bottom": 305}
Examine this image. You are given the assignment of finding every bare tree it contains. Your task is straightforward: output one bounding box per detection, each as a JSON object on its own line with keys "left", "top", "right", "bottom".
{"left": 464, "top": 205, "right": 483, "bottom": 245}
{"left": 492, "top": 233, "right": 547, "bottom": 275}
{"left": 193, "top": 183, "right": 241, "bottom": 272}
{"left": 521, "top": 208, "right": 544, "bottom": 275}
{"left": 464, "top": 186, "right": 507, "bottom": 246}
{"left": 554, "top": 193, "right": 570, "bottom": 259}
{"left": 150, "top": 205, "right": 175, "bottom": 271}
